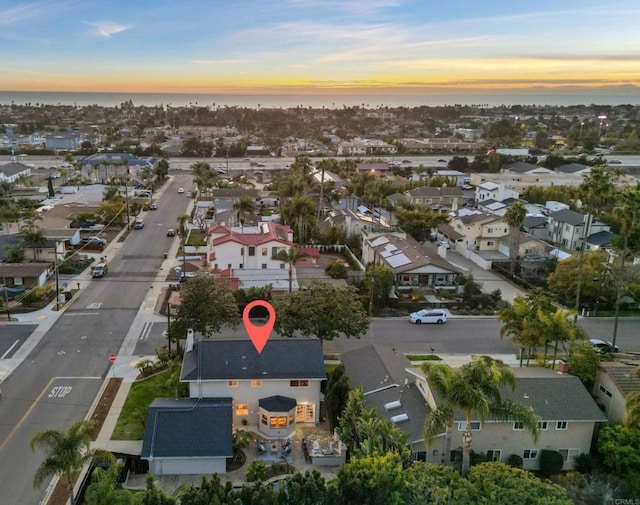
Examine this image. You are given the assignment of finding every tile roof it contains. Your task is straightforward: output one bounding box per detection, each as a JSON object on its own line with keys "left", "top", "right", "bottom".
{"left": 210, "top": 222, "right": 292, "bottom": 247}
{"left": 602, "top": 365, "right": 640, "bottom": 396}
{"left": 141, "top": 398, "right": 233, "bottom": 459}
{"left": 181, "top": 338, "right": 326, "bottom": 382}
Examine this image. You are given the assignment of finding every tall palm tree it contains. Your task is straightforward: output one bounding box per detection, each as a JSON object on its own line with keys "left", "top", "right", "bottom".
{"left": 422, "top": 356, "right": 539, "bottom": 476}
{"left": 504, "top": 201, "right": 527, "bottom": 276}
{"left": 31, "top": 420, "right": 114, "bottom": 505}
{"left": 276, "top": 245, "right": 308, "bottom": 293}
{"left": 538, "top": 307, "right": 578, "bottom": 369}
{"left": 232, "top": 194, "right": 256, "bottom": 231}
{"left": 580, "top": 165, "right": 616, "bottom": 218}
{"left": 281, "top": 195, "right": 316, "bottom": 244}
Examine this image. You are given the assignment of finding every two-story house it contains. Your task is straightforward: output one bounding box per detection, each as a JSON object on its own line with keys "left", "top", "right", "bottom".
{"left": 547, "top": 209, "right": 611, "bottom": 251}
{"left": 141, "top": 335, "right": 326, "bottom": 475}
{"left": 207, "top": 222, "right": 295, "bottom": 292}
{"left": 414, "top": 365, "right": 607, "bottom": 471}
{"left": 320, "top": 207, "right": 390, "bottom": 236}
{"left": 593, "top": 364, "right": 640, "bottom": 424}
{"left": 474, "top": 181, "right": 520, "bottom": 203}
{"left": 404, "top": 186, "right": 465, "bottom": 212}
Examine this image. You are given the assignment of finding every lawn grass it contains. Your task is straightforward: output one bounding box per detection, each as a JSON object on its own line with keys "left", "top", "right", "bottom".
{"left": 186, "top": 229, "right": 206, "bottom": 246}
{"left": 325, "top": 363, "right": 340, "bottom": 374}
{"left": 406, "top": 354, "right": 442, "bottom": 361}
{"left": 111, "top": 371, "right": 171, "bottom": 440}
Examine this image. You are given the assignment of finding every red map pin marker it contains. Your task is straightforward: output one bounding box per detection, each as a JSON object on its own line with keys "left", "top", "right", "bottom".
{"left": 243, "top": 300, "right": 276, "bottom": 354}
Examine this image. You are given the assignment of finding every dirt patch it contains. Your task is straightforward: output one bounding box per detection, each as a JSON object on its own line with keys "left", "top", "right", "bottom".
{"left": 45, "top": 377, "right": 123, "bottom": 505}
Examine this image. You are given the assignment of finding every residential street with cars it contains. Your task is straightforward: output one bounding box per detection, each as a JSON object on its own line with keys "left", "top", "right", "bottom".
{"left": 0, "top": 176, "right": 194, "bottom": 505}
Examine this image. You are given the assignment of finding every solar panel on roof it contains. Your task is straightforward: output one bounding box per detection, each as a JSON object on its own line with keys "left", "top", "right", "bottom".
{"left": 370, "top": 236, "right": 389, "bottom": 247}
{"left": 387, "top": 253, "right": 411, "bottom": 267}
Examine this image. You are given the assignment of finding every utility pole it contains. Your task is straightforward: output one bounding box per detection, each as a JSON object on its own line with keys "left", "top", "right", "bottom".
{"left": 612, "top": 239, "right": 627, "bottom": 352}
{"left": 124, "top": 168, "right": 130, "bottom": 230}
{"left": 166, "top": 301, "right": 172, "bottom": 353}
{"left": 573, "top": 213, "right": 592, "bottom": 323}
{"left": 54, "top": 241, "right": 60, "bottom": 311}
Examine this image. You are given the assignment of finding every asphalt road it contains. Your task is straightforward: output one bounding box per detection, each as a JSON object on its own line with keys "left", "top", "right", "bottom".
{"left": 132, "top": 315, "right": 640, "bottom": 359}
{"left": 0, "top": 176, "right": 194, "bottom": 505}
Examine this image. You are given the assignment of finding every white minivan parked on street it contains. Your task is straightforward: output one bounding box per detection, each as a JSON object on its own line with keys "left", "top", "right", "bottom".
{"left": 409, "top": 309, "right": 447, "bottom": 324}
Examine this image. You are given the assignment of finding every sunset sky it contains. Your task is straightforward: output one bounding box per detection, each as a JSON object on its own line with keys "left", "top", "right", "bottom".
{"left": 2, "top": 0, "right": 639, "bottom": 95}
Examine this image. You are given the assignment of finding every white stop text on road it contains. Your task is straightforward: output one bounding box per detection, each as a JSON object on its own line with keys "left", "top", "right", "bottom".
{"left": 48, "top": 386, "right": 73, "bottom": 398}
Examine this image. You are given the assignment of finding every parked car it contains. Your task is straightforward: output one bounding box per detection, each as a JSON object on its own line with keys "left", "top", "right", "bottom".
{"left": 437, "top": 159, "right": 447, "bottom": 163}
{"left": 462, "top": 184, "right": 474, "bottom": 190}
{"left": 177, "top": 187, "right": 185, "bottom": 194}
{"left": 438, "top": 241, "right": 451, "bottom": 249}
{"left": 590, "top": 339, "right": 619, "bottom": 353}
{"left": 409, "top": 309, "right": 447, "bottom": 324}
{"left": 92, "top": 263, "right": 108, "bottom": 278}
{"left": 186, "top": 191, "right": 192, "bottom": 198}
{"left": 167, "top": 228, "right": 176, "bottom": 237}
{"left": 134, "top": 219, "right": 144, "bottom": 229}
{"left": 149, "top": 202, "right": 157, "bottom": 210}
{"left": 81, "top": 237, "right": 106, "bottom": 246}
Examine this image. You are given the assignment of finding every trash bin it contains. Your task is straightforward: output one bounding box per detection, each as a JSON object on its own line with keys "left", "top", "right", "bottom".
{"left": 163, "top": 252, "right": 168, "bottom": 259}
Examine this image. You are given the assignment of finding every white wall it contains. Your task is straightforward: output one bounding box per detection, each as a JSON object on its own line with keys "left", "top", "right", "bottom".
{"left": 150, "top": 457, "right": 226, "bottom": 476}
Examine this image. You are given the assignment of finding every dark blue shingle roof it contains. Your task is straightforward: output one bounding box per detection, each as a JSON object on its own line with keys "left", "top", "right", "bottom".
{"left": 141, "top": 398, "right": 233, "bottom": 459}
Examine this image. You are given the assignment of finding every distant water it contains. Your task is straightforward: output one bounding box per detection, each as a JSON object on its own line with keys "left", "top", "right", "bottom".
{"left": 0, "top": 90, "right": 639, "bottom": 108}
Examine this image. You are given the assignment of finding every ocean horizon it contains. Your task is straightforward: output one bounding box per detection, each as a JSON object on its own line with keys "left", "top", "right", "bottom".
{"left": 1, "top": 90, "right": 639, "bottom": 109}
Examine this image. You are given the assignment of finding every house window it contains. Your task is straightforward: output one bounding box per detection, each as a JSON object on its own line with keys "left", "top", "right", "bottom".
{"left": 227, "top": 264, "right": 231, "bottom": 269}
{"left": 262, "top": 247, "right": 268, "bottom": 256}
{"left": 251, "top": 380, "right": 262, "bottom": 387}
{"left": 228, "top": 380, "right": 238, "bottom": 387}
{"left": 270, "top": 416, "right": 287, "bottom": 428}
{"left": 248, "top": 246, "right": 256, "bottom": 256}
{"left": 214, "top": 263, "right": 218, "bottom": 269}
{"left": 457, "top": 422, "right": 481, "bottom": 431}
{"left": 290, "top": 380, "right": 309, "bottom": 387}
{"left": 538, "top": 421, "right": 548, "bottom": 430}
{"left": 296, "top": 404, "right": 314, "bottom": 422}
{"left": 487, "top": 227, "right": 494, "bottom": 233}
{"left": 558, "top": 449, "right": 580, "bottom": 462}
{"left": 487, "top": 450, "right": 501, "bottom": 462}
{"left": 239, "top": 263, "right": 243, "bottom": 269}
{"left": 280, "top": 263, "right": 285, "bottom": 269}
{"left": 523, "top": 449, "right": 538, "bottom": 459}
{"left": 14, "top": 277, "right": 24, "bottom": 286}
{"left": 486, "top": 241, "right": 494, "bottom": 246}
{"left": 599, "top": 384, "right": 613, "bottom": 398}
{"left": 272, "top": 247, "right": 279, "bottom": 258}
{"left": 513, "top": 422, "right": 524, "bottom": 430}
{"left": 236, "top": 404, "right": 249, "bottom": 416}
{"left": 556, "top": 421, "right": 568, "bottom": 430}
{"left": 240, "top": 247, "right": 244, "bottom": 256}
{"left": 289, "top": 413, "right": 295, "bottom": 426}
{"left": 262, "top": 264, "right": 267, "bottom": 269}
{"left": 261, "top": 414, "right": 268, "bottom": 425}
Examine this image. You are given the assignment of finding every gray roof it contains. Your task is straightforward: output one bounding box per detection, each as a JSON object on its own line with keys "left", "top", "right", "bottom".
{"left": 259, "top": 395, "right": 297, "bottom": 412}
{"left": 549, "top": 208, "right": 585, "bottom": 226}
{"left": 181, "top": 338, "right": 326, "bottom": 382}
{"left": 442, "top": 368, "right": 606, "bottom": 423}
{"left": 0, "top": 161, "right": 31, "bottom": 177}
{"left": 523, "top": 216, "right": 547, "bottom": 229}
{"left": 406, "top": 186, "right": 464, "bottom": 198}
{"left": 602, "top": 365, "right": 640, "bottom": 396}
{"left": 556, "top": 163, "right": 590, "bottom": 174}
{"left": 587, "top": 230, "right": 616, "bottom": 247}
{"left": 341, "top": 345, "right": 430, "bottom": 446}
{"left": 503, "top": 161, "right": 541, "bottom": 174}
{"left": 141, "top": 398, "right": 233, "bottom": 459}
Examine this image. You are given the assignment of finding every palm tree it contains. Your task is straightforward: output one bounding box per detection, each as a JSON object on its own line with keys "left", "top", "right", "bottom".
{"left": 538, "top": 307, "right": 578, "bottom": 369}
{"left": 504, "top": 201, "right": 527, "bottom": 276}
{"left": 281, "top": 195, "right": 316, "bottom": 244}
{"left": 580, "top": 165, "right": 616, "bottom": 218}
{"left": 498, "top": 291, "right": 553, "bottom": 367}
{"left": 422, "top": 356, "right": 539, "bottom": 476}
{"left": 276, "top": 246, "right": 308, "bottom": 294}
{"left": 31, "top": 420, "right": 114, "bottom": 505}
{"left": 232, "top": 194, "right": 256, "bottom": 231}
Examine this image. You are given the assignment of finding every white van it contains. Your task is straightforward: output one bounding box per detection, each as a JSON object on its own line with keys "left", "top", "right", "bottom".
{"left": 92, "top": 263, "right": 108, "bottom": 278}
{"left": 409, "top": 309, "right": 447, "bottom": 324}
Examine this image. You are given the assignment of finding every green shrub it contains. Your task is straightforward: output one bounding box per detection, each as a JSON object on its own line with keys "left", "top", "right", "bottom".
{"left": 540, "top": 449, "right": 564, "bottom": 478}
{"left": 246, "top": 460, "right": 267, "bottom": 482}
{"left": 573, "top": 453, "right": 594, "bottom": 474}
{"left": 507, "top": 454, "right": 523, "bottom": 468}
{"left": 325, "top": 260, "right": 348, "bottom": 279}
